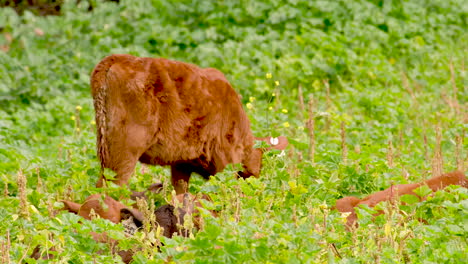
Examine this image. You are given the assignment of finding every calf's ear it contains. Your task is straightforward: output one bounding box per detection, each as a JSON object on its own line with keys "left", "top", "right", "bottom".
{"left": 268, "top": 136, "right": 288, "bottom": 150}
{"left": 147, "top": 182, "right": 163, "bottom": 193}
{"left": 131, "top": 182, "right": 163, "bottom": 200}
{"left": 61, "top": 200, "right": 82, "bottom": 214}
{"left": 120, "top": 208, "right": 145, "bottom": 228}
{"left": 255, "top": 136, "right": 289, "bottom": 151}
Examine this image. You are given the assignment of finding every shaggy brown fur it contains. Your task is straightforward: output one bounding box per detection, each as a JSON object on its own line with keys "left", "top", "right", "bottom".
{"left": 91, "top": 54, "right": 287, "bottom": 193}
{"left": 335, "top": 171, "right": 468, "bottom": 228}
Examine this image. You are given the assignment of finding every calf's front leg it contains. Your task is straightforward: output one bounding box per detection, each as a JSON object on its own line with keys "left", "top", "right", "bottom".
{"left": 171, "top": 164, "right": 192, "bottom": 194}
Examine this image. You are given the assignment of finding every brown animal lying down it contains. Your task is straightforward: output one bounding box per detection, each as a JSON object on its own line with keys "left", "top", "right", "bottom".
{"left": 61, "top": 192, "right": 214, "bottom": 238}
{"left": 32, "top": 191, "right": 213, "bottom": 262}
{"left": 91, "top": 54, "right": 288, "bottom": 194}
{"left": 335, "top": 171, "right": 468, "bottom": 228}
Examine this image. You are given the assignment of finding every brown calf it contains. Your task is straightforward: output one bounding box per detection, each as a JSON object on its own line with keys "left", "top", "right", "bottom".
{"left": 335, "top": 171, "right": 468, "bottom": 228}
{"left": 91, "top": 54, "right": 287, "bottom": 193}
{"left": 51, "top": 192, "right": 214, "bottom": 263}
{"left": 61, "top": 192, "right": 215, "bottom": 237}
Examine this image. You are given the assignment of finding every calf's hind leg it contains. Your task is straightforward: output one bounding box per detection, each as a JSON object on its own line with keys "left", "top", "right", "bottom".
{"left": 96, "top": 124, "right": 152, "bottom": 187}
{"left": 96, "top": 152, "right": 139, "bottom": 187}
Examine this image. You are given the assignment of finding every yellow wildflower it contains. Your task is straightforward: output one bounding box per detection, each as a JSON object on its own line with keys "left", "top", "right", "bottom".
{"left": 90, "top": 120, "right": 96, "bottom": 125}
{"left": 70, "top": 116, "right": 76, "bottom": 121}
{"left": 266, "top": 73, "right": 272, "bottom": 79}
{"left": 274, "top": 81, "right": 280, "bottom": 86}
{"left": 249, "top": 96, "right": 255, "bottom": 102}
{"left": 76, "top": 105, "right": 82, "bottom": 111}
{"left": 283, "top": 122, "right": 290, "bottom": 128}
{"left": 282, "top": 109, "right": 288, "bottom": 113}
{"left": 246, "top": 103, "right": 253, "bottom": 109}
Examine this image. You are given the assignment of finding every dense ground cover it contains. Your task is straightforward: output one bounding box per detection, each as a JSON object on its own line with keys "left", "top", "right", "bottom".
{"left": 0, "top": 0, "right": 467, "bottom": 262}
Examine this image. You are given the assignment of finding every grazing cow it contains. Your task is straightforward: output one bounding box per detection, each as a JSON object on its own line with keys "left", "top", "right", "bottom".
{"left": 91, "top": 54, "right": 287, "bottom": 193}
{"left": 335, "top": 171, "right": 468, "bottom": 228}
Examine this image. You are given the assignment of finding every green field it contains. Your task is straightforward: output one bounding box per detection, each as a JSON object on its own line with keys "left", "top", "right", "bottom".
{"left": 0, "top": 0, "right": 467, "bottom": 262}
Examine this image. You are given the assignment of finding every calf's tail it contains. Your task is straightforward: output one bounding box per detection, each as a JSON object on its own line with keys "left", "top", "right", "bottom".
{"left": 90, "top": 54, "right": 126, "bottom": 172}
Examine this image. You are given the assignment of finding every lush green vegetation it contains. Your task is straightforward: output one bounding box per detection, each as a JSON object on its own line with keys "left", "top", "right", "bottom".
{"left": 0, "top": 0, "right": 467, "bottom": 262}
